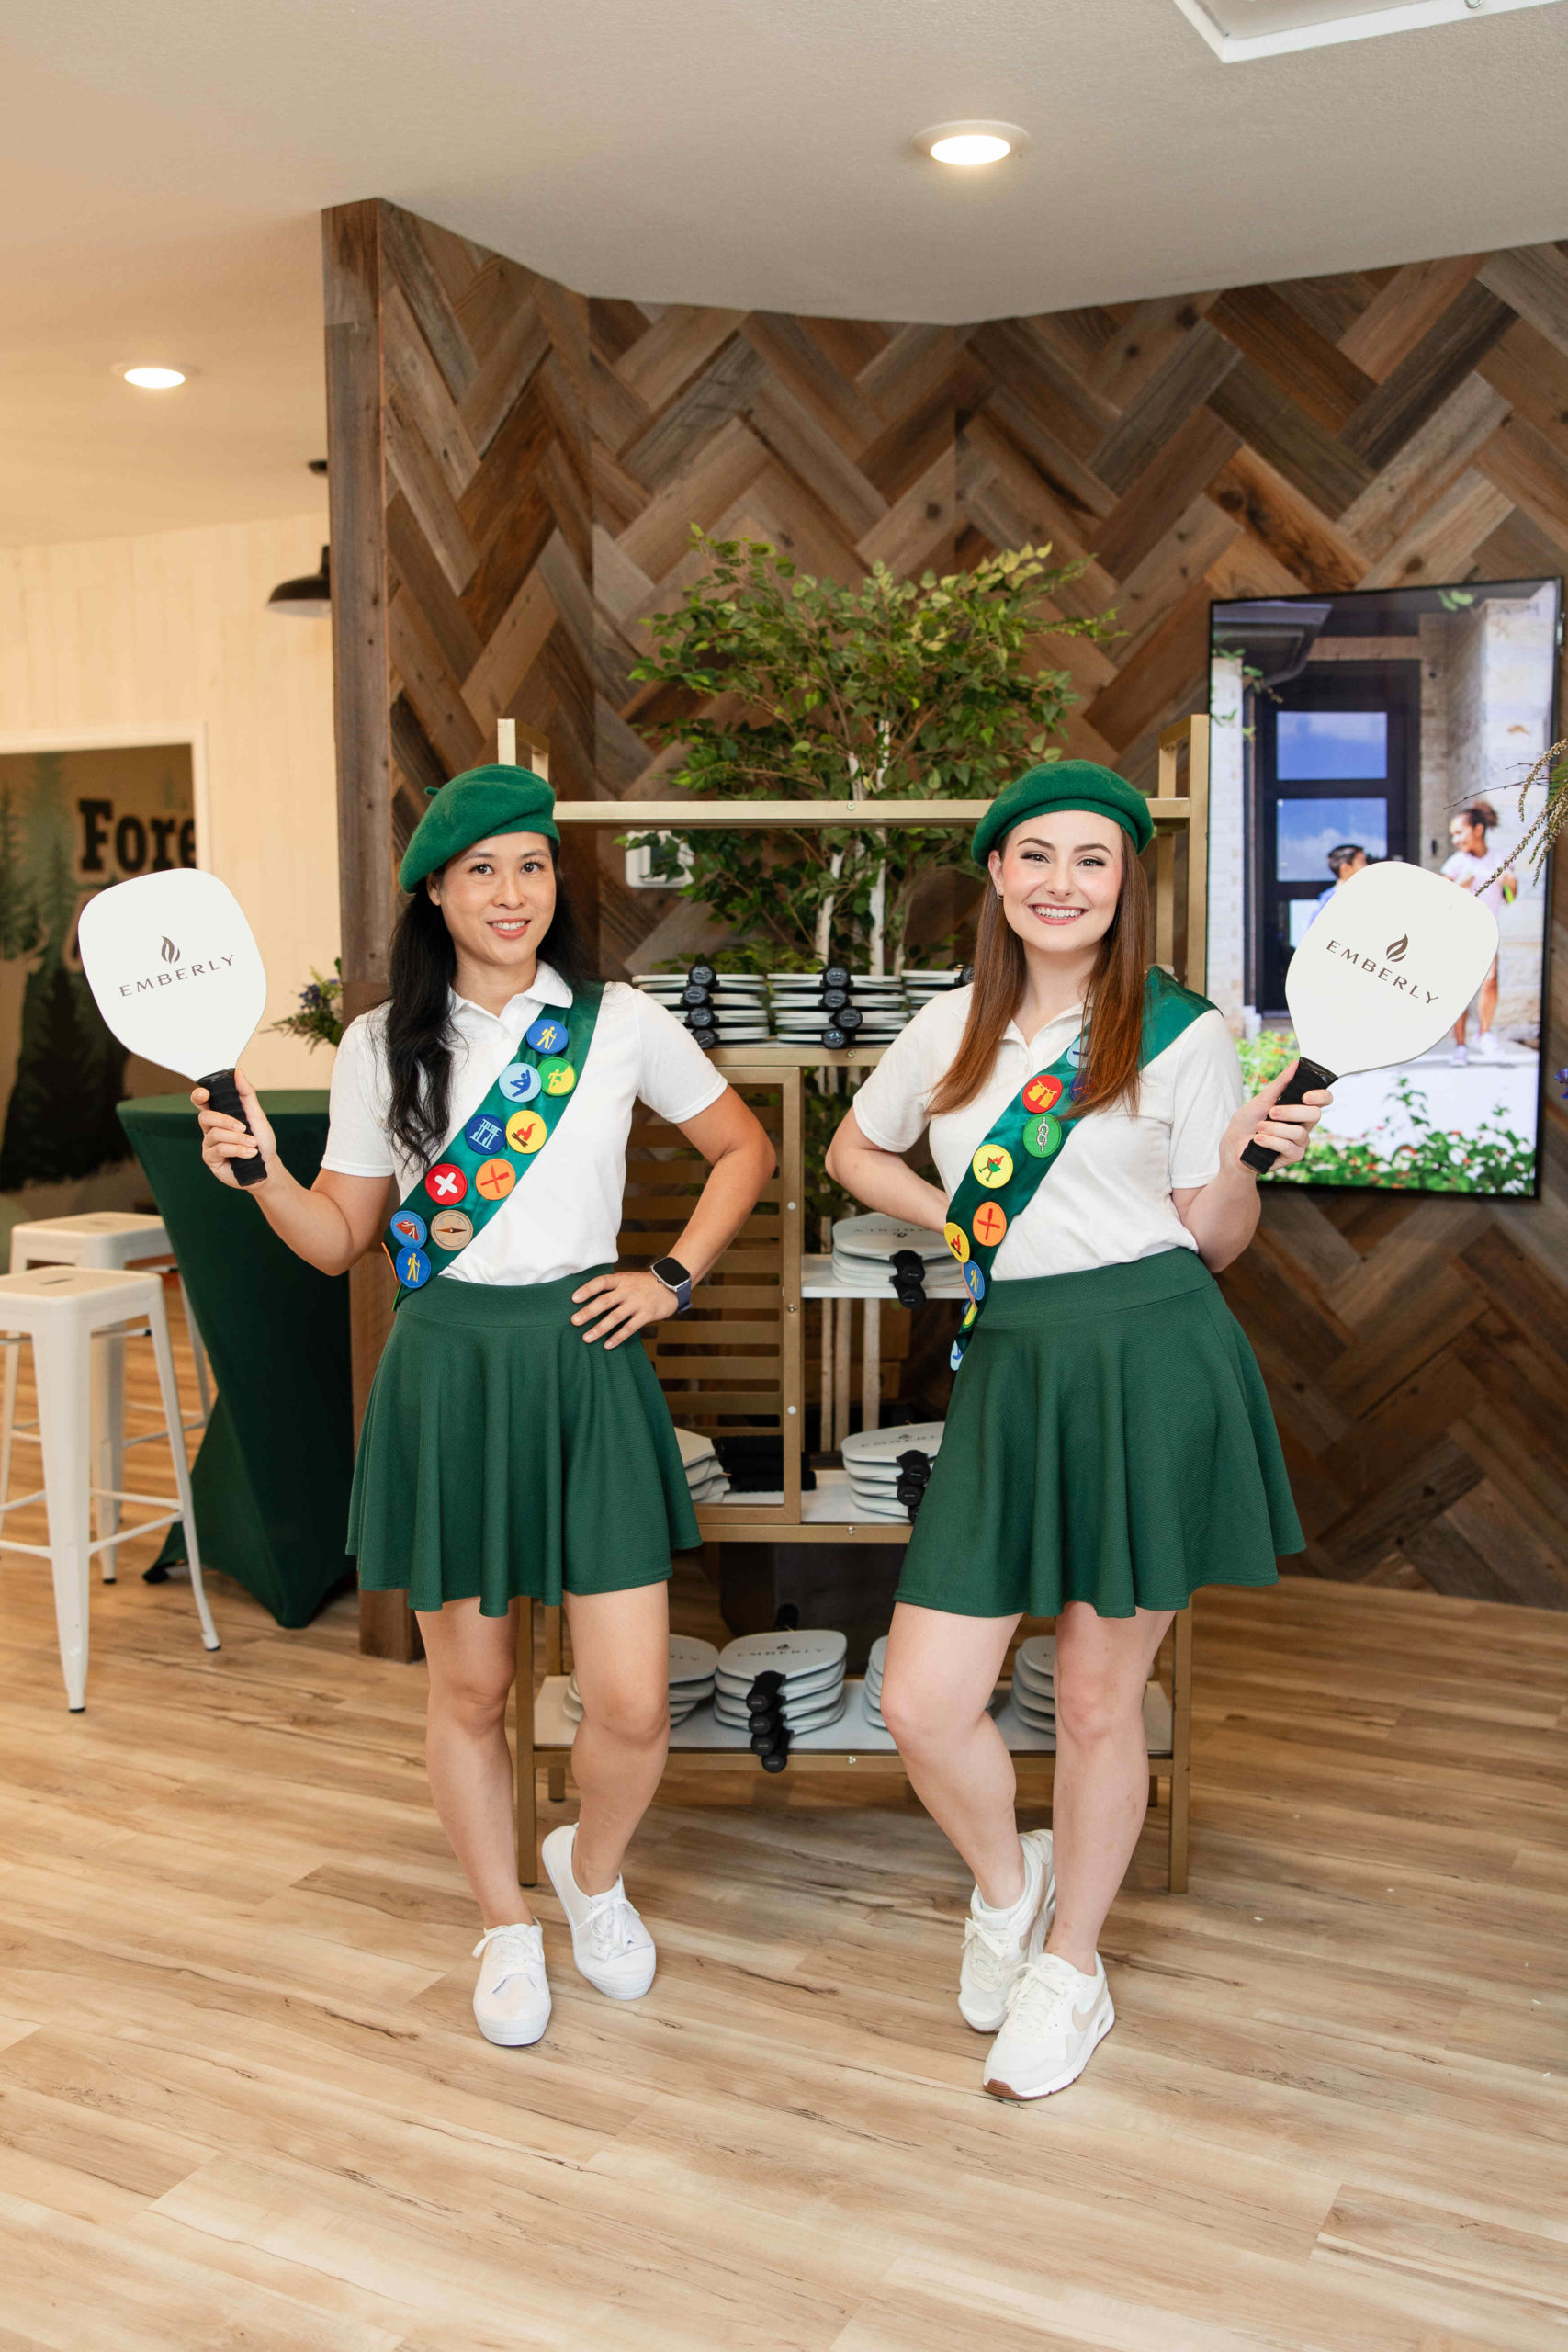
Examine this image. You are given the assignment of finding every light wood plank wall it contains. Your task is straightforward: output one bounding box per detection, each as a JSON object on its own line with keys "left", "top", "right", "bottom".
{"left": 0, "top": 514, "right": 340, "bottom": 1091}
{"left": 325, "top": 201, "right": 1568, "bottom": 1608}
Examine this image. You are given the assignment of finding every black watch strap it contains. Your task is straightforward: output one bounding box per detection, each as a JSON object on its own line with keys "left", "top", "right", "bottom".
{"left": 651, "top": 1255, "right": 694, "bottom": 1313}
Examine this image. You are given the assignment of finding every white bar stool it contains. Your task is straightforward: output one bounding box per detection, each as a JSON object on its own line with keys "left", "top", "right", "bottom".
{"left": 0, "top": 1266, "right": 219, "bottom": 1710}
{"left": 3, "top": 1212, "right": 212, "bottom": 1562}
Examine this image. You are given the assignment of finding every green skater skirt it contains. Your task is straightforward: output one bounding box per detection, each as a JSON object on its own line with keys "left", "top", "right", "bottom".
{"left": 348, "top": 1267, "right": 700, "bottom": 1613}
{"left": 897, "top": 1249, "right": 1303, "bottom": 1621}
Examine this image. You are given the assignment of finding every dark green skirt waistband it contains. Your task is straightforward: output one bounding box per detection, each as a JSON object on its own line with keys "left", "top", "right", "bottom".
{"left": 977, "top": 1248, "right": 1212, "bottom": 1331}
{"left": 397, "top": 1263, "right": 611, "bottom": 1329}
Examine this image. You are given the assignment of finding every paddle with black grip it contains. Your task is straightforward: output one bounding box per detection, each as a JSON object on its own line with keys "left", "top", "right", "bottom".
{"left": 1239, "top": 862, "right": 1499, "bottom": 1176}
{"left": 77, "top": 868, "right": 270, "bottom": 1185}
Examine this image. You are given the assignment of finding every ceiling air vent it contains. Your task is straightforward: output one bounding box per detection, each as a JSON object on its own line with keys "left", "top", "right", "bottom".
{"left": 1173, "top": 0, "right": 1562, "bottom": 60}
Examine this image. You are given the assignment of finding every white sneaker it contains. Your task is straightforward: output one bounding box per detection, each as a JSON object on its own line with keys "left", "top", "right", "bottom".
{"left": 542, "top": 1823, "right": 657, "bottom": 2001}
{"left": 1450, "top": 1043, "right": 1470, "bottom": 1066}
{"left": 982, "top": 1950, "right": 1114, "bottom": 2100}
{"left": 1473, "top": 1030, "right": 1500, "bottom": 1059}
{"left": 471, "top": 1921, "right": 551, "bottom": 2047}
{"left": 958, "top": 1828, "right": 1055, "bottom": 2032}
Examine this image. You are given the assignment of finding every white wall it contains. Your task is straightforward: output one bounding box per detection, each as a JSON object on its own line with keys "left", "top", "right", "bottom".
{"left": 0, "top": 513, "right": 339, "bottom": 1089}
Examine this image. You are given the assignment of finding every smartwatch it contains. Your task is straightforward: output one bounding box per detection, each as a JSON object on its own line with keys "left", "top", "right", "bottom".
{"left": 650, "top": 1255, "right": 694, "bottom": 1314}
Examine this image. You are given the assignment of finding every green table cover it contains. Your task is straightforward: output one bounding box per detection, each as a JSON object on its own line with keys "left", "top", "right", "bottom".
{"left": 117, "top": 1091, "right": 355, "bottom": 1628}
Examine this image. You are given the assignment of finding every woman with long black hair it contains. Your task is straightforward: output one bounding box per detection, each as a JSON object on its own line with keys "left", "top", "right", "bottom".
{"left": 827, "top": 762, "right": 1325, "bottom": 2101}
{"left": 196, "top": 764, "right": 773, "bottom": 2048}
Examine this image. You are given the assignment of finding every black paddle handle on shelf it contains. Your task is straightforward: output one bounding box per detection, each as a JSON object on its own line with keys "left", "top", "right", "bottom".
{"left": 199, "top": 1067, "right": 268, "bottom": 1188}
{"left": 1241, "top": 1056, "right": 1337, "bottom": 1175}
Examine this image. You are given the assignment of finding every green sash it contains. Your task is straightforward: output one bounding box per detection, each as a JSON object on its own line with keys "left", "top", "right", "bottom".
{"left": 942, "top": 970, "right": 1213, "bottom": 1370}
{"left": 383, "top": 986, "right": 603, "bottom": 1297}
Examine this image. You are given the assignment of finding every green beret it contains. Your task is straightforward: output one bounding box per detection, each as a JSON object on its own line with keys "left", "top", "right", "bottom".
{"left": 398, "top": 764, "right": 558, "bottom": 893}
{"left": 972, "top": 759, "right": 1155, "bottom": 866}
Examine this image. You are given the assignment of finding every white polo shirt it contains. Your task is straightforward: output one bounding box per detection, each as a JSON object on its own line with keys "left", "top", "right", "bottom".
{"left": 322, "top": 965, "right": 727, "bottom": 1285}
{"left": 850, "top": 985, "right": 1244, "bottom": 1282}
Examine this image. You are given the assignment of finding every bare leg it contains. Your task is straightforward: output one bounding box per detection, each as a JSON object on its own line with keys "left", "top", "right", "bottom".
{"left": 564, "top": 1581, "right": 671, "bottom": 1895}
{"left": 880, "top": 1602, "right": 1023, "bottom": 1906}
{"left": 1477, "top": 957, "right": 1499, "bottom": 1037}
{"left": 417, "top": 1598, "right": 535, "bottom": 1931}
{"left": 1044, "top": 1602, "right": 1174, "bottom": 1974}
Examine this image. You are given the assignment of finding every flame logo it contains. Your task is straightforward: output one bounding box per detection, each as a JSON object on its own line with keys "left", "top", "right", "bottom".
{"left": 1386, "top": 934, "right": 1407, "bottom": 963}
{"left": 159, "top": 936, "right": 179, "bottom": 965}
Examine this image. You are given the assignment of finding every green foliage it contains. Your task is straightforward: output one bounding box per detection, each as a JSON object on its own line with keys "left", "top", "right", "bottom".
{"left": 626, "top": 532, "right": 1113, "bottom": 970}
{"left": 1236, "top": 1027, "right": 1299, "bottom": 1091}
{"left": 270, "top": 960, "right": 344, "bottom": 1052}
{"left": 1267, "top": 1073, "right": 1535, "bottom": 1194}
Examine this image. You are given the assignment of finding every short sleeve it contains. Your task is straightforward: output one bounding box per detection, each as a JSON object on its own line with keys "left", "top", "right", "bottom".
{"left": 631, "top": 990, "right": 728, "bottom": 1125}
{"left": 321, "top": 1013, "right": 398, "bottom": 1178}
{"left": 849, "top": 1003, "right": 943, "bottom": 1153}
{"left": 1166, "top": 1010, "right": 1245, "bottom": 1189}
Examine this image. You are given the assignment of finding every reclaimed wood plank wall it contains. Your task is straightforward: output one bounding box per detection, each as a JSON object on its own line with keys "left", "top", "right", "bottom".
{"left": 324, "top": 198, "right": 1568, "bottom": 1608}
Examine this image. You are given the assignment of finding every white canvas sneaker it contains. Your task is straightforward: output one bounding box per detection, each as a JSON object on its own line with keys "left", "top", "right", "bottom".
{"left": 982, "top": 1950, "right": 1114, "bottom": 2100}
{"left": 958, "top": 1828, "right": 1055, "bottom": 2032}
{"left": 471, "top": 1921, "right": 551, "bottom": 2047}
{"left": 542, "top": 1823, "right": 657, "bottom": 2001}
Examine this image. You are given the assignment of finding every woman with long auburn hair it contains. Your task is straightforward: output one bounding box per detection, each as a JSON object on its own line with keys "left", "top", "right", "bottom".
{"left": 826, "top": 760, "right": 1325, "bottom": 2102}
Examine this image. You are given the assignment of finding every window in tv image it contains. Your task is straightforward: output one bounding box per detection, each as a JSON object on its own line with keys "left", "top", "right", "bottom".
{"left": 1209, "top": 578, "right": 1562, "bottom": 1195}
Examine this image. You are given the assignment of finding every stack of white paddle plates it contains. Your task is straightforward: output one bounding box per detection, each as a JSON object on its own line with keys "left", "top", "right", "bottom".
{"left": 840, "top": 1419, "right": 944, "bottom": 1521}
{"left": 830, "top": 1212, "right": 955, "bottom": 1291}
{"left": 863, "top": 1633, "right": 889, "bottom": 1729}
{"left": 713, "top": 1628, "right": 848, "bottom": 1732}
{"left": 1010, "top": 1635, "right": 1055, "bottom": 1732}
{"left": 769, "top": 973, "right": 908, "bottom": 1046}
{"left": 631, "top": 971, "right": 773, "bottom": 1043}
{"left": 903, "top": 968, "right": 965, "bottom": 1005}
{"left": 564, "top": 1634, "right": 720, "bottom": 1726}
{"left": 674, "top": 1426, "right": 730, "bottom": 1505}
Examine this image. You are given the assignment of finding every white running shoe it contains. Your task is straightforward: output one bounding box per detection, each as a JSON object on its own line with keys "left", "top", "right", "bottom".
{"left": 982, "top": 1950, "right": 1114, "bottom": 2100}
{"left": 958, "top": 1828, "right": 1055, "bottom": 2032}
{"left": 1450, "top": 1043, "right": 1470, "bottom": 1066}
{"left": 1472, "top": 1029, "right": 1501, "bottom": 1059}
{"left": 541, "top": 1823, "right": 657, "bottom": 2001}
{"left": 471, "top": 1921, "right": 551, "bottom": 2047}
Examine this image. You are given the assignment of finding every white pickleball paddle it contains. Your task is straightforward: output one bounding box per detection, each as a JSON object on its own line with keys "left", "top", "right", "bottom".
{"left": 1244, "top": 858, "right": 1499, "bottom": 1173}
{"left": 77, "top": 868, "right": 270, "bottom": 1188}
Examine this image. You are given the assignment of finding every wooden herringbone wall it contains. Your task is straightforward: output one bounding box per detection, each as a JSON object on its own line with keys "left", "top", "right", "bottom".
{"left": 325, "top": 198, "right": 1568, "bottom": 1607}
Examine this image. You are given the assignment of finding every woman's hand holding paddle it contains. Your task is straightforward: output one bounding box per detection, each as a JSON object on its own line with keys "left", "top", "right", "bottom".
{"left": 570, "top": 1270, "right": 683, "bottom": 1349}
{"left": 1228, "top": 1059, "right": 1333, "bottom": 1175}
{"left": 194, "top": 1067, "right": 276, "bottom": 1188}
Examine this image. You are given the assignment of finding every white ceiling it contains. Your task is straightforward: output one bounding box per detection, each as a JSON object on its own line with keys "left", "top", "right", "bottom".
{"left": 4, "top": 0, "right": 1566, "bottom": 545}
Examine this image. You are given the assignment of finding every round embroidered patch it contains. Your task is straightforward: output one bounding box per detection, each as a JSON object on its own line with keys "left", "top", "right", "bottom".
{"left": 505, "top": 1108, "right": 547, "bottom": 1155}
{"left": 424, "top": 1163, "right": 467, "bottom": 1205}
{"left": 1066, "top": 1034, "right": 1085, "bottom": 1067}
{"left": 1021, "top": 1072, "right": 1063, "bottom": 1115}
{"left": 964, "top": 1261, "right": 986, "bottom": 1303}
{"left": 464, "top": 1112, "right": 507, "bottom": 1155}
{"left": 961, "top": 1302, "right": 977, "bottom": 1329}
{"left": 542, "top": 1062, "right": 576, "bottom": 1095}
{"left": 971, "top": 1200, "right": 1008, "bottom": 1248}
{"left": 971, "top": 1144, "right": 1013, "bottom": 1190}
{"left": 942, "top": 1220, "right": 970, "bottom": 1262}
{"left": 1021, "top": 1112, "right": 1062, "bottom": 1159}
{"left": 525, "top": 1015, "right": 568, "bottom": 1055}
{"left": 473, "top": 1157, "right": 517, "bottom": 1201}
{"left": 389, "top": 1209, "right": 427, "bottom": 1248}
{"left": 430, "top": 1210, "right": 473, "bottom": 1251}
{"left": 950, "top": 1339, "right": 966, "bottom": 1371}
{"left": 498, "top": 1062, "right": 541, "bottom": 1104}
{"left": 397, "top": 1246, "right": 431, "bottom": 1290}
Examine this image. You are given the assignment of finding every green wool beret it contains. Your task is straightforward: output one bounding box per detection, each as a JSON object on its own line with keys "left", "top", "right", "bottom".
{"left": 398, "top": 764, "right": 559, "bottom": 893}
{"left": 971, "top": 759, "right": 1155, "bottom": 865}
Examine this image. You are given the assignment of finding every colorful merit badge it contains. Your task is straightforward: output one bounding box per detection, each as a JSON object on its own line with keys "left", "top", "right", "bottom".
{"left": 1022, "top": 1072, "right": 1063, "bottom": 1115}
{"left": 964, "top": 1261, "right": 986, "bottom": 1302}
{"left": 1021, "top": 1113, "right": 1061, "bottom": 1159}
{"left": 382, "top": 989, "right": 604, "bottom": 1300}
{"left": 972, "top": 1144, "right": 1012, "bottom": 1189}
{"left": 943, "top": 1220, "right": 970, "bottom": 1261}
{"left": 971, "top": 1200, "right": 1008, "bottom": 1247}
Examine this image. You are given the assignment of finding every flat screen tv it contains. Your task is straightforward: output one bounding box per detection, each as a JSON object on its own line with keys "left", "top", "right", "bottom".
{"left": 1207, "top": 576, "right": 1561, "bottom": 1196}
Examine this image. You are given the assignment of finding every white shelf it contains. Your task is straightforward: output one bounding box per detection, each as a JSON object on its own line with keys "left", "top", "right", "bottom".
{"left": 532, "top": 1674, "right": 1172, "bottom": 1759}
{"left": 801, "top": 1252, "right": 966, "bottom": 1302}
{"left": 799, "top": 1465, "right": 914, "bottom": 1528}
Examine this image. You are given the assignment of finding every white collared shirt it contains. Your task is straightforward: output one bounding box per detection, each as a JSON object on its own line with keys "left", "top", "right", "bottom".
{"left": 850, "top": 985, "right": 1243, "bottom": 1282}
{"left": 321, "top": 963, "right": 727, "bottom": 1285}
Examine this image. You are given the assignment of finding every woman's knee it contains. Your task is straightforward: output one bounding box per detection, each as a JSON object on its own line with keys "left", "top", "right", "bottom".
{"left": 582, "top": 1675, "right": 669, "bottom": 1748}
{"left": 431, "top": 1666, "right": 512, "bottom": 1737}
{"left": 1054, "top": 1663, "right": 1142, "bottom": 1747}
{"left": 880, "top": 1669, "right": 956, "bottom": 1755}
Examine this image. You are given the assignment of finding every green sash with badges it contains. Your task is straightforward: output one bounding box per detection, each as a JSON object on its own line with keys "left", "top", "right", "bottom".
{"left": 942, "top": 969, "right": 1213, "bottom": 1370}
{"left": 383, "top": 987, "right": 604, "bottom": 1298}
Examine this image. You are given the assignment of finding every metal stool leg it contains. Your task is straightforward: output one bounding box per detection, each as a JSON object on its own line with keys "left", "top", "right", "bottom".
{"left": 92, "top": 1328, "right": 126, "bottom": 1574}
{"left": 0, "top": 1331, "right": 19, "bottom": 1505}
{"left": 145, "top": 1296, "right": 218, "bottom": 1653}
{"left": 34, "top": 1320, "right": 92, "bottom": 1712}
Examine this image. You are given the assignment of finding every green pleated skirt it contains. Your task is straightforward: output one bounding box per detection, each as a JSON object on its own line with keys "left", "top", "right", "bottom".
{"left": 347, "top": 1267, "right": 700, "bottom": 1614}
{"left": 897, "top": 1249, "right": 1303, "bottom": 1621}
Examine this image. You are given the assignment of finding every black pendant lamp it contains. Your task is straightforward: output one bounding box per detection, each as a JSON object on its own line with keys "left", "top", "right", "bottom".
{"left": 266, "top": 544, "right": 331, "bottom": 619}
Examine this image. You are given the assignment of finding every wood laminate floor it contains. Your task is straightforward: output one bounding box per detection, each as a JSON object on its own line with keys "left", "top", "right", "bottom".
{"left": 0, "top": 1296, "right": 1564, "bottom": 2349}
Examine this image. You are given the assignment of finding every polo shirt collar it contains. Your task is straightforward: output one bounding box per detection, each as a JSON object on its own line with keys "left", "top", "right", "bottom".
{"left": 449, "top": 958, "right": 572, "bottom": 1035}
{"left": 1002, "top": 997, "right": 1086, "bottom": 1058}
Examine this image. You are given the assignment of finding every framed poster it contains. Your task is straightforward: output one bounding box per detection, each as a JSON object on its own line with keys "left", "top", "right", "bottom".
{"left": 0, "top": 740, "right": 197, "bottom": 1238}
{"left": 1208, "top": 576, "right": 1561, "bottom": 1196}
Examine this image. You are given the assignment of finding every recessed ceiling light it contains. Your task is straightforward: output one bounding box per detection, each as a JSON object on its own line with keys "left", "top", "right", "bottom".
{"left": 1172, "top": 0, "right": 1563, "bottom": 62}
{"left": 919, "top": 121, "right": 1029, "bottom": 167}
{"left": 118, "top": 365, "right": 186, "bottom": 390}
